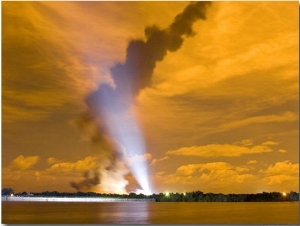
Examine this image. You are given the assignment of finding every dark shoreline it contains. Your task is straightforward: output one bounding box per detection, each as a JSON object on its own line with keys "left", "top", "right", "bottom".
{"left": 2, "top": 196, "right": 155, "bottom": 202}
{"left": 2, "top": 188, "right": 299, "bottom": 202}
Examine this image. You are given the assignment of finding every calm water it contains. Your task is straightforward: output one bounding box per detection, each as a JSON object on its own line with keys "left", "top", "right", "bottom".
{"left": 2, "top": 201, "right": 299, "bottom": 224}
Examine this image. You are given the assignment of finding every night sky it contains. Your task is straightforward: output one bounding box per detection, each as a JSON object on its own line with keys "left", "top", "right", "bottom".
{"left": 2, "top": 1, "right": 299, "bottom": 194}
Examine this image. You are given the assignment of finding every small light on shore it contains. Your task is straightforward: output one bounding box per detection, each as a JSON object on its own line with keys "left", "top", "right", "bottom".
{"left": 282, "top": 192, "right": 287, "bottom": 197}
{"left": 10, "top": 194, "right": 14, "bottom": 197}
{"left": 165, "top": 192, "right": 170, "bottom": 197}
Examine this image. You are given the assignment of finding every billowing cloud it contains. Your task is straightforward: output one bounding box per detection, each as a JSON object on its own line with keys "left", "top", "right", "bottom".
{"left": 153, "top": 162, "right": 256, "bottom": 193}
{"left": 167, "top": 143, "right": 273, "bottom": 157}
{"left": 47, "top": 156, "right": 97, "bottom": 174}
{"left": 152, "top": 159, "right": 299, "bottom": 194}
{"left": 10, "top": 155, "right": 40, "bottom": 171}
{"left": 259, "top": 161, "right": 298, "bottom": 191}
{"left": 260, "top": 160, "right": 298, "bottom": 177}
{"left": 3, "top": 155, "right": 120, "bottom": 193}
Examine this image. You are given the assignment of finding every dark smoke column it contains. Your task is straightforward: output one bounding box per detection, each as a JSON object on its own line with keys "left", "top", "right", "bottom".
{"left": 76, "top": 2, "right": 212, "bottom": 194}
{"left": 111, "top": 1, "right": 212, "bottom": 99}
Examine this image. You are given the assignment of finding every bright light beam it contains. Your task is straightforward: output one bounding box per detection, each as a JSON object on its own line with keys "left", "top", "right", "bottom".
{"left": 95, "top": 85, "right": 152, "bottom": 194}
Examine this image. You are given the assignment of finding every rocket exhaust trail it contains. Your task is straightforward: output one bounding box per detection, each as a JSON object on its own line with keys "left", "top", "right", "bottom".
{"left": 72, "top": 1, "right": 212, "bottom": 194}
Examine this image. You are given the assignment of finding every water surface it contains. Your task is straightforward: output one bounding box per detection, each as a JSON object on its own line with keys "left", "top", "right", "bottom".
{"left": 2, "top": 201, "right": 299, "bottom": 224}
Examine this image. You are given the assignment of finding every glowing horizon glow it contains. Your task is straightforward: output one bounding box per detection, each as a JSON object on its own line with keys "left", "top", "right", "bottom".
{"left": 282, "top": 192, "right": 287, "bottom": 196}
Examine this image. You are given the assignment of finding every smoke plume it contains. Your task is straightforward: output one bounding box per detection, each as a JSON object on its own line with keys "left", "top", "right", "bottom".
{"left": 73, "top": 1, "right": 212, "bottom": 193}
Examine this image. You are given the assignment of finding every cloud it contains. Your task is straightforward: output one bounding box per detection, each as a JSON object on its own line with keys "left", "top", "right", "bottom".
{"left": 10, "top": 155, "right": 40, "bottom": 171}
{"left": 260, "top": 160, "right": 298, "bottom": 176}
{"left": 2, "top": 1, "right": 298, "bottom": 195}
{"left": 46, "top": 157, "right": 60, "bottom": 165}
{"left": 219, "top": 111, "right": 298, "bottom": 132}
{"left": 2, "top": 2, "right": 109, "bottom": 123}
{"left": 167, "top": 143, "right": 273, "bottom": 157}
{"left": 153, "top": 162, "right": 256, "bottom": 193}
{"left": 137, "top": 2, "right": 298, "bottom": 161}
{"left": 259, "top": 161, "right": 298, "bottom": 190}
{"left": 261, "top": 141, "right": 279, "bottom": 146}
{"left": 278, "top": 149, "right": 287, "bottom": 153}
{"left": 150, "top": 156, "right": 169, "bottom": 165}
{"left": 46, "top": 156, "right": 97, "bottom": 175}
{"left": 2, "top": 156, "right": 102, "bottom": 193}
{"left": 153, "top": 159, "right": 299, "bottom": 193}
{"left": 2, "top": 3, "right": 70, "bottom": 114}
{"left": 247, "top": 160, "right": 258, "bottom": 164}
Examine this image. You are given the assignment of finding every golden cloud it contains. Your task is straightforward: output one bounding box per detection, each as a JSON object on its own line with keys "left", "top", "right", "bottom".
{"left": 260, "top": 160, "right": 298, "bottom": 176}
{"left": 219, "top": 111, "right": 298, "bottom": 132}
{"left": 153, "top": 162, "right": 256, "bottom": 193}
{"left": 152, "top": 159, "right": 299, "bottom": 193}
{"left": 259, "top": 161, "right": 299, "bottom": 191}
{"left": 150, "top": 156, "right": 169, "bottom": 166}
{"left": 261, "top": 141, "right": 279, "bottom": 146}
{"left": 137, "top": 2, "right": 298, "bottom": 157}
{"left": 278, "top": 149, "right": 287, "bottom": 153}
{"left": 2, "top": 156, "right": 100, "bottom": 192}
{"left": 10, "top": 155, "right": 40, "bottom": 171}
{"left": 46, "top": 157, "right": 60, "bottom": 165}
{"left": 2, "top": 2, "right": 107, "bottom": 123}
{"left": 247, "top": 160, "right": 258, "bottom": 164}
{"left": 263, "top": 175, "right": 297, "bottom": 186}
{"left": 2, "top": 1, "right": 194, "bottom": 123}
{"left": 46, "top": 156, "right": 97, "bottom": 175}
{"left": 167, "top": 143, "right": 272, "bottom": 157}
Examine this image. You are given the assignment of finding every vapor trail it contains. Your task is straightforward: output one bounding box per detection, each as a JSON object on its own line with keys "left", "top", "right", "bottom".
{"left": 72, "top": 1, "right": 212, "bottom": 194}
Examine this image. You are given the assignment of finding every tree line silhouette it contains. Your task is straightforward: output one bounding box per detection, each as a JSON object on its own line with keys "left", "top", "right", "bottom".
{"left": 2, "top": 188, "right": 299, "bottom": 202}
{"left": 151, "top": 191, "right": 299, "bottom": 202}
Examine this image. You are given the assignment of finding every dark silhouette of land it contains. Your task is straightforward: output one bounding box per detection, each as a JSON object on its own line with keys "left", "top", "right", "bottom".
{"left": 2, "top": 188, "right": 299, "bottom": 202}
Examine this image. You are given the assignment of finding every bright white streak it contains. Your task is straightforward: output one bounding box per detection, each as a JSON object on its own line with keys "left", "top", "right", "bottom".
{"left": 96, "top": 89, "right": 152, "bottom": 194}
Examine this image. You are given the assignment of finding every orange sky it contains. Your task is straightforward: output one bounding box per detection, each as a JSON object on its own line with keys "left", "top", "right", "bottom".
{"left": 2, "top": 1, "right": 299, "bottom": 194}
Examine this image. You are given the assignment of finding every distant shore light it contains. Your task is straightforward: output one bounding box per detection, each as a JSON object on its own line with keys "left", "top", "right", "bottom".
{"left": 282, "top": 192, "right": 287, "bottom": 196}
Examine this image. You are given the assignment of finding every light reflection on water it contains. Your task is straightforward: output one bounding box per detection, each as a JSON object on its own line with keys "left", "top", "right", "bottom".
{"left": 96, "top": 202, "right": 149, "bottom": 224}
{"left": 2, "top": 201, "right": 299, "bottom": 224}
